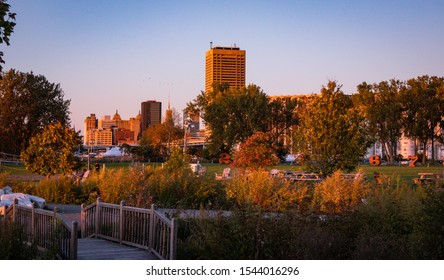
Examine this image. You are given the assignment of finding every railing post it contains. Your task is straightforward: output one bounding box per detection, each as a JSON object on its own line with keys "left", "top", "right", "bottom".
{"left": 53, "top": 207, "right": 58, "bottom": 250}
{"left": 149, "top": 204, "right": 155, "bottom": 251}
{"left": 80, "top": 203, "right": 85, "bottom": 238}
{"left": 71, "top": 221, "right": 78, "bottom": 260}
{"left": 95, "top": 197, "right": 102, "bottom": 238}
{"left": 94, "top": 197, "right": 102, "bottom": 238}
{"left": 170, "top": 218, "right": 178, "bottom": 260}
{"left": 12, "top": 198, "right": 18, "bottom": 223}
{"left": 119, "top": 200, "right": 125, "bottom": 244}
{"left": 31, "top": 202, "right": 35, "bottom": 244}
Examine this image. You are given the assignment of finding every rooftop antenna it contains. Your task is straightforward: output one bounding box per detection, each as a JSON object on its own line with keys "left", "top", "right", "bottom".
{"left": 210, "top": 41, "right": 213, "bottom": 49}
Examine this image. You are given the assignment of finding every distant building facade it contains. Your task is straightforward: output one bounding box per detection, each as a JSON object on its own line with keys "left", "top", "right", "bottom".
{"left": 83, "top": 111, "right": 140, "bottom": 146}
{"left": 84, "top": 128, "right": 113, "bottom": 146}
{"left": 141, "top": 100, "right": 162, "bottom": 132}
{"left": 205, "top": 46, "right": 246, "bottom": 93}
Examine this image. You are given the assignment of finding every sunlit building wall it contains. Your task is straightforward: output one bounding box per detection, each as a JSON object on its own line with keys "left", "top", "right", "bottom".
{"left": 205, "top": 46, "right": 246, "bottom": 93}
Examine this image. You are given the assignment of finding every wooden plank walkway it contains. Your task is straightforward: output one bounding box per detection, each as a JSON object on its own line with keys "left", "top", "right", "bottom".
{"left": 46, "top": 205, "right": 159, "bottom": 260}
{"left": 77, "top": 238, "right": 158, "bottom": 260}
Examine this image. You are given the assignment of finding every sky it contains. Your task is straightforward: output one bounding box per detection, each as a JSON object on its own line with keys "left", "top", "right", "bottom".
{"left": 3, "top": 0, "right": 444, "bottom": 135}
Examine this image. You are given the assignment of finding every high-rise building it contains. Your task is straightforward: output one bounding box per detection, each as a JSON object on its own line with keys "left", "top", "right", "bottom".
{"left": 83, "top": 113, "right": 98, "bottom": 145}
{"left": 141, "top": 100, "right": 162, "bottom": 132}
{"left": 205, "top": 46, "right": 246, "bottom": 93}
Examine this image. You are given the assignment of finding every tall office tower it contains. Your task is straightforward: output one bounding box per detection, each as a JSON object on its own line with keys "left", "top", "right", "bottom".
{"left": 205, "top": 45, "right": 246, "bottom": 93}
{"left": 83, "top": 113, "right": 98, "bottom": 145}
{"left": 141, "top": 100, "right": 162, "bottom": 132}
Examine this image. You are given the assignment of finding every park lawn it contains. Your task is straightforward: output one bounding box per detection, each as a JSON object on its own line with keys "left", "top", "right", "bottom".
{"left": 202, "top": 163, "right": 444, "bottom": 185}
{"left": 0, "top": 162, "right": 30, "bottom": 174}
{"left": 3, "top": 161, "right": 444, "bottom": 186}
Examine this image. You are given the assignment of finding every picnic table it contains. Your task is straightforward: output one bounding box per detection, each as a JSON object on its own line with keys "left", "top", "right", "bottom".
{"left": 413, "top": 172, "right": 442, "bottom": 184}
{"left": 285, "top": 171, "right": 322, "bottom": 182}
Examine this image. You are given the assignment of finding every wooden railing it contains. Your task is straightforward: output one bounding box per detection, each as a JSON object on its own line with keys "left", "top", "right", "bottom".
{"left": 2, "top": 200, "right": 78, "bottom": 260}
{"left": 81, "top": 198, "right": 178, "bottom": 260}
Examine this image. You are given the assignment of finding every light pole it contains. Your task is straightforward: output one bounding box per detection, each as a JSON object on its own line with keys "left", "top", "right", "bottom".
{"left": 183, "top": 117, "right": 194, "bottom": 154}
{"left": 87, "top": 141, "right": 94, "bottom": 170}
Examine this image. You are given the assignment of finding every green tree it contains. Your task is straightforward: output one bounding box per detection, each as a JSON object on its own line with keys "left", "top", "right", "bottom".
{"left": 294, "top": 81, "right": 372, "bottom": 177}
{"left": 0, "top": 69, "right": 70, "bottom": 154}
{"left": 21, "top": 122, "right": 82, "bottom": 177}
{"left": 354, "top": 80, "right": 404, "bottom": 164}
{"left": 121, "top": 143, "right": 156, "bottom": 162}
{"left": 187, "top": 83, "right": 270, "bottom": 155}
{"left": 186, "top": 83, "right": 298, "bottom": 156}
{"left": 0, "top": 0, "right": 16, "bottom": 72}
{"left": 402, "top": 76, "right": 444, "bottom": 163}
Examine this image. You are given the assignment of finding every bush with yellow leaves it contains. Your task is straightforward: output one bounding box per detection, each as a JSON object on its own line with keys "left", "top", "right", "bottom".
{"left": 312, "top": 169, "right": 369, "bottom": 213}
{"left": 226, "top": 170, "right": 309, "bottom": 212}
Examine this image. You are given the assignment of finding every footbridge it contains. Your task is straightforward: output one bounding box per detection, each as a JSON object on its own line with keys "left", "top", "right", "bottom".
{"left": 1, "top": 198, "right": 178, "bottom": 260}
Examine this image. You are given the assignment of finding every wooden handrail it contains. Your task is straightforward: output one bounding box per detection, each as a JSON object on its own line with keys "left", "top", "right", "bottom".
{"left": 3, "top": 199, "right": 78, "bottom": 260}
{"left": 80, "top": 198, "right": 177, "bottom": 260}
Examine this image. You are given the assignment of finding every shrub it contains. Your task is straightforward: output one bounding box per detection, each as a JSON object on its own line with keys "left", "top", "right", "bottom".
{"left": 311, "top": 170, "right": 369, "bottom": 213}
{"left": 225, "top": 171, "right": 307, "bottom": 212}
{"left": 411, "top": 187, "right": 444, "bottom": 259}
{"left": 0, "top": 171, "right": 9, "bottom": 187}
{"left": 84, "top": 164, "right": 226, "bottom": 209}
{"left": 0, "top": 222, "right": 39, "bottom": 260}
{"left": 177, "top": 210, "right": 357, "bottom": 260}
{"left": 353, "top": 184, "right": 426, "bottom": 259}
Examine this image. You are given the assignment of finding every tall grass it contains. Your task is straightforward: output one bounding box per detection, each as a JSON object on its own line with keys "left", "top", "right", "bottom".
{"left": 4, "top": 163, "right": 444, "bottom": 259}
{"left": 178, "top": 184, "right": 444, "bottom": 259}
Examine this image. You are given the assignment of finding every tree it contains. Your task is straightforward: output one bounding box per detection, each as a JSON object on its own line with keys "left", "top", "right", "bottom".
{"left": 20, "top": 122, "right": 82, "bottom": 177}
{"left": 354, "top": 80, "right": 404, "bottom": 164}
{"left": 231, "top": 131, "right": 280, "bottom": 170}
{"left": 0, "top": 69, "right": 71, "bottom": 154}
{"left": 294, "top": 81, "right": 372, "bottom": 177}
{"left": 121, "top": 143, "right": 156, "bottom": 162}
{"left": 139, "top": 117, "right": 183, "bottom": 158}
{"left": 0, "top": 0, "right": 16, "bottom": 72}
{"left": 401, "top": 76, "right": 444, "bottom": 163}
{"left": 186, "top": 83, "right": 299, "bottom": 157}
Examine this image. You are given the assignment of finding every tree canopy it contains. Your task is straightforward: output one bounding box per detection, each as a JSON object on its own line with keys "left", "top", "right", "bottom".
{"left": 401, "top": 76, "right": 444, "bottom": 163}
{"left": 294, "top": 81, "right": 371, "bottom": 177}
{"left": 0, "top": 69, "right": 71, "bottom": 154}
{"left": 231, "top": 131, "right": 279, "bottom": 170}
{"left": 20, "top": 122, "right": 82, "bottom": 177}
{"left": 139, "top": 108, "right": 183, "bottom": 157}
{"left": 186, "top": 83, "right": 298, "bottom": 157}
{"left": 354, "top": 79, "right": 404, "bottom": 164}
{"left": 0, "top": 0, "right": 16, "bottom": 72}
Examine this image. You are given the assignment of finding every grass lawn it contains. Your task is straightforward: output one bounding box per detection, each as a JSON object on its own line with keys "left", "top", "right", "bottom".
{"left": 191, "top": 162, "right": 444, "bottom": 185}
{"left": 2, "top": 161, "right": 444, "bottom": 186}
{"left": 0, "top": 162, "right": 30, "bottom": 174}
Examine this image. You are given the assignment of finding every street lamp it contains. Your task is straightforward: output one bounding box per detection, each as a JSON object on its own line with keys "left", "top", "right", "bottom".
{"left": 87, "top": 141, "right": 95, "bottom": 170}
{"left": 183, "top": 117, "right": 194, "bottom": 154}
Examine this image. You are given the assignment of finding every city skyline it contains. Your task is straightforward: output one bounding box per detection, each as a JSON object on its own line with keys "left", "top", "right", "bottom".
{"left": 3, "top": 0, "right": 444, "bottom": 134}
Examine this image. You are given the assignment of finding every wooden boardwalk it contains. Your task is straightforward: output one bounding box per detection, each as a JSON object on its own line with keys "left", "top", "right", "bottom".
{"left": 49, "top": 204, "right": 160, "bottom": 260}
{"left": 77, "top": 238, "right": 158, "bottom": 260}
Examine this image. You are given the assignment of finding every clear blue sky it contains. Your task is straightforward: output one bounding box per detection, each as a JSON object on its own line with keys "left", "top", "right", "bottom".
{"left": 3, "top": 0, "right": 444, "bottom": 134}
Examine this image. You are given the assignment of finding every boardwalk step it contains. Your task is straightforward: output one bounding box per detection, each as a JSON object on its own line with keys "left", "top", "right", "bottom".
{"left": 77, "top": 238, "right": 158, "bottom": 260}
